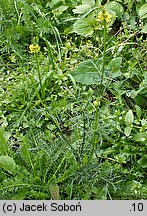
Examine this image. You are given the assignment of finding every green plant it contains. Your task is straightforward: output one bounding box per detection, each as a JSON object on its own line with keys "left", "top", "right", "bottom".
{"left": 0, "top": 0, "right": 147, "bottom": 200}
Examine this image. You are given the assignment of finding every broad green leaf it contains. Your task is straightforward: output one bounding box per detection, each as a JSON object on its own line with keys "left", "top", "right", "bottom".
{"left": 47, "top": 0, "right": 60, "bottom": 8}
{"left": 0, "top": 127, "right": 8, "bottom": 155}
{"left": 141, "top": 118, "right": 147, "bottom": 127}
{"left": 50, "top": 184, "right": 60, "bottom": 200}
{"left": 141, "top": 24, "right": 147, "bottom": 34}
{"left": 82, "top": 0, "right": 95, "bottom": 7}
{"left": 105, "top": 1, "right": 124, "bottom": 19}
{"left": 108, "top": 57, "right": 122, "bottom": 72}
{"left": 124, "top": 126, "right": 132, "bottom": 137}
{"left": 73, "top": 15, "right": 96, "bottom": 36}
{"left": 135, "top": 105, "right": 142, "bottom": 119}
{"left": 138, "top": 155, "right": 147, "bottom": 168}
{"left": 71, "top": 58, "right": 103, "bottom": 85}
{"left": 133, "top": 132, "right": 147, "bottom": 142}
{"left": 126, "top": 90, "right": 138, "bottom": 98}
{"left": 125, "top": 110, "right": 134, "bottom": 126}
{"left": 73, "top": 4, "right": 91, "bottom": 14}
{"left": 107, "top": 57, "right": 122, "bottom": 78}
{"left": 139, "top": 4, "right": 147, "bottom": 19}
{"left": 95, "top": 0, "right": 102, "bottom": 7}
{"left": 54, "top": 6, "right": 68, "bottom": 14}
{"left": 103, "top": 149, "right": 117, "bottom": 156}
{"left": 0, "top": 156, "right": 16, "bottom": 174}
{"left": 82, "top": 154, "right": 88, "bottom": 165}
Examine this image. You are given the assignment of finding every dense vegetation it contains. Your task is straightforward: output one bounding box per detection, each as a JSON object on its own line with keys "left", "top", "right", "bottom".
{"left": 0, "top": 0, "right": 147, "bottom": 200}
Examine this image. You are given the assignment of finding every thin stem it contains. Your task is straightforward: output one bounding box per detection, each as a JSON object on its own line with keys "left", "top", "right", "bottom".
{"left": 100, "top": 20, "right": 107, "bottom": 94}
{"left": 35, "top": 53, "right": 44, "bottom": 100}
{"left": 43, "top": 37, "right": 55, "bottom": 70}
{"left": 80, "top": 111, "right": 86, "bottom": 158}
{"left": 89, "top": 106, "right": 99, "bottom": 163}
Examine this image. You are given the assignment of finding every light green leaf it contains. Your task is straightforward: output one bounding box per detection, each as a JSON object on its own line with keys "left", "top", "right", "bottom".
{"left": 47, "top": 0, "right": 60, "bottom": 8}
{"left": 139, "top": 4, "right": 147, "bottom": 19}
{"left": 71, "top": 58, "right": 103, "bottom": 85}
{"left": 125, "top": 110, "right": 134, "bottom": 126}
{"left": 0, "top": 127, "right": 9, "bottom": 155}
{"left": 141, "top": 24, "right": 147, "bottom": 34}
{"left": 103, "top": 149, "right": 117, "bottom": 156}
{"left": 72, "top": 4, "right": 91, "bottom": 14}
{"left": 126, "top": 90, "right": 138, "bottom": 98}
{"left": 135, "top": 105, "right": 142, "bottom": 119}
{"left": 141, "top": 118, "right": 147, "bottom": 127}
{"left": 133, "top": 132, "right": 147, "bottom": 142}
{"left": 105, "top": 1, "right": 124, "bottom": 19}
{"left": 138, "top": 155, "right": 147, "bottom": 168}
{"left": 73, "top": 15, "right": 96, "bottom": 36}
{"left": 82, "top": 0, "right": 95, "bottom": 7}
{"left": 50, "top": 184, "right": 60, "bottom": 200}
{"left": 124, "top": 126, "right": 132, "bottom": 137}
{"left": 95, "top": 0, "right": 102, "bottom": 7}
{"left": 109, "top": 57, "right": 122, "bottom": 72}
{"left": 0, "top": 156, "right": 16, "bottom": 174}
{"left": 54, "top": 6, "right": 68, "bottom": 14}
{"left": 107, "top": 57, "right": 122, "bottom": 78}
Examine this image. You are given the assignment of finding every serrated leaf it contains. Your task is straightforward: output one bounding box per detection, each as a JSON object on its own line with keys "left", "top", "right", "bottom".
{"left": 105, "top": 1, "right": 124, "bottom": 19}
{"left": 71, "top": 58, "right": 103, "bottom": 85}
{"left": 138, "top": 155, "right": 147, "bottom": 168}
{"left": 125, "top": 110, "right": 134, "bottom": 126}
{"left": 139, "top": 4, "right": 147, "bottom": 19}
{"left": 141, "top": 24, "right": 147, "bottom": 34}
{"left": 124, "top": 126, "right": 132, "bottom": 137}
{"left": 73, "top": 4, "right": 91, "bottom": 14}
{"left": 0, "top": 156, "right": 16, "bottom": 174}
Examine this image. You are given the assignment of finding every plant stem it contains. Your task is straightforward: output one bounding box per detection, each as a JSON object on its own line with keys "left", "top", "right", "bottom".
{"left": 89, "top": 106, "right": 99, "bottom": 163}
{"left": 100, "top": 20, "right": 107, "bottom": 94}
{"left": 80, "top": 111, "right": 86, "bottom": 158}
{"left": 43, "top": 37, "right": 55, "bottom": 70}
{"left": 35, "top": 53, "right": 44, "bottom": 100}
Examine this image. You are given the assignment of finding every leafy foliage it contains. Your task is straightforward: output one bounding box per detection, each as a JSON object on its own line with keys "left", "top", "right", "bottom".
{"left": 0, "top": 0, "right": 147, "bottom": 200}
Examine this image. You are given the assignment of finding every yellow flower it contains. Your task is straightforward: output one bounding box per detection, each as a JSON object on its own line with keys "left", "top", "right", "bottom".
{"left": 93, "top": 98, "right": 101, "bottom": 107}
{"left": 9, "top": 55, "right": 16, "bottom": 63}
{"left": 97, "top": 10, "right": 112, "bottom": 22}
{"left": 29, "top": 44, "right": 40, "bottom": 53}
